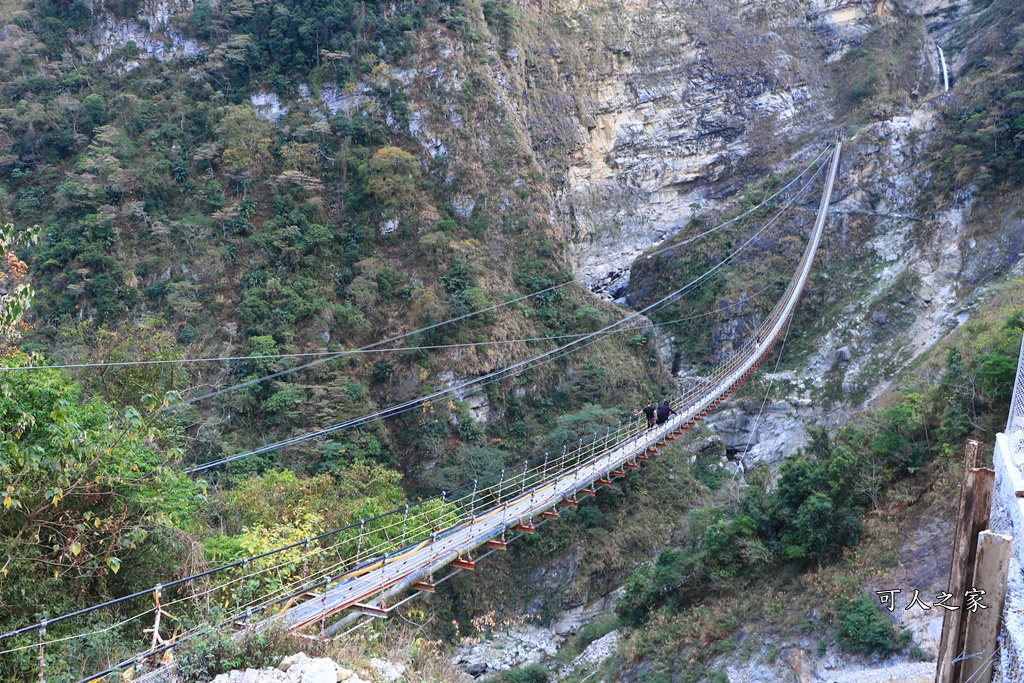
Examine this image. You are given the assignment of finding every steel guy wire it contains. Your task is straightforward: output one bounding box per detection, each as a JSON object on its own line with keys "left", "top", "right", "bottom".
{"left": 186, "top": 313, "right": 668, "bottom": 472}
{"left": 19, "top": 424, "right": 564, "bottom": 648}
{"left": 12, "top": 279, "right": 784, "bottom": 374}
{"left": 960, "top": 645, "right": 1001, "bottom": 683}
{"left": 0, "top": 605, "right": 156, "bottom": 657}
{"left": 164, "top": 145, "right": 832, "bottom": 406}
{"left": 186, "top": 286, "right": 727, "bottom": 474}
{"left": 13, "top": 149, "right": 827, "bottom": 379}
{"left": 736, "top": 315, "right": 794, "bottom": 476}
{"left": 4, "top": 334, "right": 594, "bottom": 372}
{"left": 68, "top": 150, "right": 830, "bottom": 675}
{"left": 173, "top": 274, "right": 578, "bottom": 407}
{"left": 187, "top": 159, "right": 826, "bottom": 474}
{"left": 641, "top": 144, "right": 832, "bottom": 261}
{"left": 185, "top": 273, "right": 790, "bottom": 473}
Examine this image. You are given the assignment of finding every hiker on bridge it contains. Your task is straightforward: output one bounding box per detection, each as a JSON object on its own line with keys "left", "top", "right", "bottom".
{"left": 656, "top": 399, "right": 677, "bottom": 425}
{"left": 638, "top": 400, "right": 656, "bottom": 429}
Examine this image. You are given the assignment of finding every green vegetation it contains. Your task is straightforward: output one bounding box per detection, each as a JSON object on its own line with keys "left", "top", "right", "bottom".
{"left": 487, "top": 664, "right": 550, "bottom": 683}
{"left": 833, "top": 594, "right": 910, "bottom": 655}
{"left": 616, "top": 427, "right": 867, "bottom": 626}
{"left": 0, "top": 355, "right": 412, "bottom": 680}
{"left": 0, "top": 355, "right": 202, "bottom": 680}
{"left": 921, "top": 0, "right": 1024, "bottom": 204}
{"left": 608, "top": 300, "right": 1023, "bottom": 677}
{"left": 176, "top": 627, "right": 301, "bottom": 682}
{"left": 0, "top": 0, "right": 663, "bottom": 487}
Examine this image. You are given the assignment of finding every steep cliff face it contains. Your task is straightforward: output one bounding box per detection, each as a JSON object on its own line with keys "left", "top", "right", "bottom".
{"left": 491, "top": 0, "right": 1024, "bottom": 426}
{"left": 65, "top": 0, "right": 1020, "bottom": 520}
{"left": 67, "top": 0, "right": 1018, "bottom": 439}
{"left": 481, "top": 0, "right": 922, "bottom": 298}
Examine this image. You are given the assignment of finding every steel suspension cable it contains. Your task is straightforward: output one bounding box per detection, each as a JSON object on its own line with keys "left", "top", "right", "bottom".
{"left": 160, "top": 146, "right": 832, "bottom": 406}
{"left": 187, "top": 159, "right": 827, "bottom": 474}
{"left": 737, "top": 315, "right": 794, "bottom": 470}
{"left": 172, "top": 276, "right": 576, "bottom": 406}
{"left": 8, "top": 282, "right": 782, "bottom": 376}
{"left": 642, "top": 144, "right": 832, "bottom": 261}
{"left": 63, "top": 147, "right": 835, "bottom": 682}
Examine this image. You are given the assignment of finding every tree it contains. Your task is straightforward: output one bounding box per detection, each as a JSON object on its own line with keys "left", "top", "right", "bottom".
{"left": 80, "top": 93, "right": 108, "bottom": 132}
{"left": 56, "top": 318, "right": 186, "bottom": 409}
{"left": 363, "top": 146, "right": 420, "bottom": 208}
{"left": 215, "top": 105, "right": 273, "bottom": 180}
{"left": 871, "top": 393, "right": 926, "bottom": 474}
{"left": 0, "top": 223, "right": 39, "bottom": 351}
{"left": 0, "top": 352, "right": 201, "bottom": 624}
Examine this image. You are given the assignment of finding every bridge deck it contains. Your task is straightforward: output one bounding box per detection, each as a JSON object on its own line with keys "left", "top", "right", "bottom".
{"left": 275, "top": 140, "right": 842, "bottom": 633}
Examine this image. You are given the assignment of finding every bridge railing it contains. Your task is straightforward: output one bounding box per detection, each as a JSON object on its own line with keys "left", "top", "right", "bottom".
{"left": 0, "top": 406, "right": 664, "bottom": 681}
{"left": 6, "top": 146, "right": 839, "bottom": 683}
{"left": 10, "top": 336, "right": 766, "bottom": 682}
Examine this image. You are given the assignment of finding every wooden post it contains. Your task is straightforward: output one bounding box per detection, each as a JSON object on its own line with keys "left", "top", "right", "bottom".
{"left": 936, "top": 442, "right": 982, "bottom": 683}
{"left": 953, "top": 468, "right": 995, "bottom": 682}
{"left": 936, "top": 440, "right": 993, "bottom": 683}
{"left": 958, "top": 531, "right": 1013, "bottom": 683}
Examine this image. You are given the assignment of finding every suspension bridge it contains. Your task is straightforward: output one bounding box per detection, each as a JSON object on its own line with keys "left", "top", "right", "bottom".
{"left": 1, "top": 142, "right": 841, "bottom": 683}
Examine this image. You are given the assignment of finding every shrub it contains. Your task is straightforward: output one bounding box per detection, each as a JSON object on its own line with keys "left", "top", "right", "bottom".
{"left": 691, "top": 456, "right": 728, "bottom": 490}
{"left": 834, "top": 595, "right": 909, "bottom": 655}
{"left": 178, "top": 323, "right": 197, "bottom": 345}
{"left": 425, "top": 444, "right": 515, "bottom": 492}
{"left": 491, "top": 664, "right": 550, "bottom": 683}
{"left": 0, "top": 352, "right": 201, "bottom": 677}
{"left": 176, "top": 627, "right": 303, "bottom": 682}
{"left": 743, "top": 429, "right": 868, "bottom": 564}
{"left": 81, "top": 94, "right": 109, "bottom": 132}
{"left": 538, "top": 405, "right": 627, "bottom": 453}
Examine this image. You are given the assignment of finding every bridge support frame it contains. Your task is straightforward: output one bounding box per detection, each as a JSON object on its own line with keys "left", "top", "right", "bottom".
{"left": 349, "top": 602, "right": 390, "bottom": 619}
{"left": 452, "top": 556, "right": 476, "bottom": 571}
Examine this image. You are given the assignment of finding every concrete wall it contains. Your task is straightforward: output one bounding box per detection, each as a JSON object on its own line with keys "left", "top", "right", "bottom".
{"left": 989, "top": 434, "right": 1024, "bottom": 683}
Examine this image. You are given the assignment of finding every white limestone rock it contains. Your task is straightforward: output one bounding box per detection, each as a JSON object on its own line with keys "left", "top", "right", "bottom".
{"left": 251, "top": 92, "right": 287, "bottom": 123}
{"left": 367, "top": 658, "right": 406, "bottom": 682}
{"left": 275, "top": 653, "right": 357, "bottom": 683}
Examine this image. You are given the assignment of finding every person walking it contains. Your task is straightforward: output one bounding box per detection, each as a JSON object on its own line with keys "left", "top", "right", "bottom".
{"left": 656, "top": 399, "right": 677, "bottom": 425}
{"left": 639, "top": 400, "right": 656, "bottom": 429}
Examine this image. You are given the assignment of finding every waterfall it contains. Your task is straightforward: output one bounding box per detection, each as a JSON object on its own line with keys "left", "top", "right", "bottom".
{"left": 937, "top": 44, "right": 950, "bottom": 92}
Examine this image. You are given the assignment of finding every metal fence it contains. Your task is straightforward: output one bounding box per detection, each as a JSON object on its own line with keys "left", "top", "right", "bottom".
{"left": 990, "top": 433, "right": 1024, "bottom": 683}
{"left": 1006, "top": 334, "right": 1024, "bottom": 470}
{"left": 990, "top": 329, "right": 1024, "bottom": 682}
